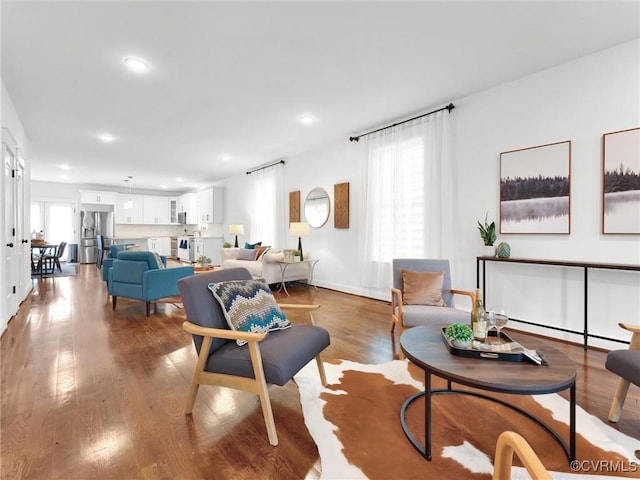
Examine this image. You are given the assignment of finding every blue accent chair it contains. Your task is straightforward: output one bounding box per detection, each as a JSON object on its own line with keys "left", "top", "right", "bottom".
{"left": 102, "top": 244, "right": 135, "bottom": 282}
{"left": 108, "top": 250, "right": 194, "bottom": 316}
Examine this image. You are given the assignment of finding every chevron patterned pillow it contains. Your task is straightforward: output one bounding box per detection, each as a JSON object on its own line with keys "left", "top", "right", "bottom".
{"left": 208, "top": 278, "right": 290, "bottom": 346}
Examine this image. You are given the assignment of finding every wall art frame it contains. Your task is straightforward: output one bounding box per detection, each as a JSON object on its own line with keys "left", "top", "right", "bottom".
{"left": 289, "top": 190, "right": 300, "bottom": 223}
{"left": 334, "top": 181, "right": 350, "bottom": 229}
{"left": 499, "top": 140, "right": 571, "bottom": 234}
{"left": 602, "top": 127, "right": 640, "bottom": 234}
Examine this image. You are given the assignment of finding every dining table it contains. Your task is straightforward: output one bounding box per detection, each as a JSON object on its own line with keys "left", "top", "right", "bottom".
{"left": 31, "top": 243, "right": 58, "bottom": 276}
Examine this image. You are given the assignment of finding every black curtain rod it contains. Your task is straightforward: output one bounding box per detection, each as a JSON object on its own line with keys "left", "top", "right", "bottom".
{"left": 349, "top": 102, "right": 455, "bottom": 142}
{"left": 246, "top": 159, "right": 285, "bottom": 175}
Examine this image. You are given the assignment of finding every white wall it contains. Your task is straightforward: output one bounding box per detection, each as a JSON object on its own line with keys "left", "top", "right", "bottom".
{"left": 453, "top": 38, "right": 640, "bottom": 349}
{"left": 223, "top": 39, "right": 640, "bottom": 349}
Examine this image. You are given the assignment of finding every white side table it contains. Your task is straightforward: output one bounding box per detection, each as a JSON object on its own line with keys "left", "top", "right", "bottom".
{"left": 275, "top": 259, "right": 319, "bottom": 295}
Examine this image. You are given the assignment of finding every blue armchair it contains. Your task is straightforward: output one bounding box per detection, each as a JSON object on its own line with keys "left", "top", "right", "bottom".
{"left": 108, "top": 250, "right": 194, "bottom": 316}
{"left": 102, "top": 244, "right": 135, "bottom": 282}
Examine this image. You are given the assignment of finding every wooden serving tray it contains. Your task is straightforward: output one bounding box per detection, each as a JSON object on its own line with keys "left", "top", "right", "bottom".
{"left": 440, "top": 327, "right": 525, "bottom": 362}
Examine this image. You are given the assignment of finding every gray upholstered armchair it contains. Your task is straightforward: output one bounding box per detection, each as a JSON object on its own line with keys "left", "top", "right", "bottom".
{"left": 177, "top": 267, "right": 330, "bottom": 446}
{"left": 391, "top": 258, "right": 475, "bottom": 356}
{"left": 606, "top": 322, "right": 640, "bottom": 422}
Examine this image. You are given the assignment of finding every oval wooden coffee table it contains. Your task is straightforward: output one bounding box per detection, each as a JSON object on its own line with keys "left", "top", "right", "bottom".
{"left": 400, "top": 325, "right": 577, "bottom": 463}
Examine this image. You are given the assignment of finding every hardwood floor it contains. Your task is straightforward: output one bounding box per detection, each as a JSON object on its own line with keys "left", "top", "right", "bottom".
{"left": 2, "top": 264, "right": 638, "bottom": 479}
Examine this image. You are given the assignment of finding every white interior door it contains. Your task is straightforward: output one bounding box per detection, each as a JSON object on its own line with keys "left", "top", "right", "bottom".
{"left": 16, "top": 149, "right": 28, "bottom": 296}
{"left": 3, "top": 133, "right": 18, "bottom": 323}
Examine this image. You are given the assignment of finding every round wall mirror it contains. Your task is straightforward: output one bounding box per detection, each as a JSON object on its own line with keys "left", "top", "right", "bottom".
{"left": 304, "top": 187, "right": 330, "bottom": 228}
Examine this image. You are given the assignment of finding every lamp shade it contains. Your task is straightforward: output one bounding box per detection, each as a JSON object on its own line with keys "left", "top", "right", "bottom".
{"left": 289, "top": 222, "right": 309, "bottom": 237}
{"left": 229, "top": 224, "right": 244, "bottom": 235}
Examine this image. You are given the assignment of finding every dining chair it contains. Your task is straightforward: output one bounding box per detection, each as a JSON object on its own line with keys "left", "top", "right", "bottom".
{"left": 96, "top": 234, "right": 105, "bottom": 269}
{"left": 42, "top": 241, "right": 67, "bottom": 274}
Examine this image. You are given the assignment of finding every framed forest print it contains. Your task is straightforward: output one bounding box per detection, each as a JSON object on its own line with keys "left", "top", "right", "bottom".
{"left": 602, "top": 127, "right": 640, "bottom": 234}
{"left": 500, "top": 140, "right": 571, "bottom": 234}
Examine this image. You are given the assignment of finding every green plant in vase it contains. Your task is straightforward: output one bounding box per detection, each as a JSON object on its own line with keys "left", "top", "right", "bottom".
{"left": 477, "top": 213, "right": 496, "bottom": 256}
{"left": 196, "top": 255, "right": 211, "bottom": 267}
{"left": 445, "top": 322, "right": 474, "bottom": 348}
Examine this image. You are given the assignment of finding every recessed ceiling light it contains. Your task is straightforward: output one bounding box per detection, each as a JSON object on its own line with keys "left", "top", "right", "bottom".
{"left": 99, "top": 133, "right": 115, "bottom": 143}
{"left": 58, "top": 163, "right": 71, "bottom": 170}
{"left": 175, "top": 177, "right": 184, "bottom": 182}
{"left": 298, "top": 113, "right": 316, "bottom": 126}
{"left": 123, "top": 56, "right": 150, "bottom": 73}
{"left": 220, "top": 154, "right": 232, "bottom": 161}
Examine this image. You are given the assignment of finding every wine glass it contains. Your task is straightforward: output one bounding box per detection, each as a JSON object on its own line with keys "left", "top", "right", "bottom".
{"left": 488, "top": 306, "right": 508, "bottom": 343}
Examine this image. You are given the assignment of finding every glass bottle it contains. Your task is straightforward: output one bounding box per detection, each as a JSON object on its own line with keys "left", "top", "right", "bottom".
{"left": 470, "top": 288, "right": 487, "bottom": 342}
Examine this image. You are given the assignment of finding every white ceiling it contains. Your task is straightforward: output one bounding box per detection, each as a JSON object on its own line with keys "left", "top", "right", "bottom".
{"left": 3, "top": 1, "right": 639, "bottom": 193}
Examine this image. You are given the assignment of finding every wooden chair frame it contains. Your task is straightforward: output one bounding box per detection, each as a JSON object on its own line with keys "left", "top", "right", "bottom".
{"left": 391, "top": 287, "right": 475, "bottom": 359}
{"left": 182, "top": 303, "right": 327, "bottom": 446}
{"left": 608, "top": 322, "right": 640, "bottom": 422}
{"left": 493, "top": 431, "right": 551, "bottom": 480}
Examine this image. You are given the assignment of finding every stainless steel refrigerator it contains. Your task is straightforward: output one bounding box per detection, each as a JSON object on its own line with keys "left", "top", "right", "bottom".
{"left": 79, "top": 210, "right": 115, "bottom": 263}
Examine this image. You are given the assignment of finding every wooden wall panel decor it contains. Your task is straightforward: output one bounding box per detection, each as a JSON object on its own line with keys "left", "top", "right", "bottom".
{"left": 334, "top": 182, "right": 350, "bottom": 229}
{"left": 289, "top": 190, "right": 300, "bottom": 223}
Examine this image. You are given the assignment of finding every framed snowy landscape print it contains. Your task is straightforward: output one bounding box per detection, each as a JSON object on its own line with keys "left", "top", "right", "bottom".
{"left": 500, "top": 140, "right": 571, "bottom": 234}
{"left": 602, "top": 127, "right": 640, "bottom": 234}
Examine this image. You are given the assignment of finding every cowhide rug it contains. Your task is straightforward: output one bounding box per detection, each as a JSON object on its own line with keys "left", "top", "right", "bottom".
{"left": 294, "top": 359, "right": 639, "bottom": 480}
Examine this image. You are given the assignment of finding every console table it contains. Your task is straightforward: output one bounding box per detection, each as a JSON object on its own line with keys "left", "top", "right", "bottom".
{"left": 476, "top": 257, "right": 640, "bottom": 349}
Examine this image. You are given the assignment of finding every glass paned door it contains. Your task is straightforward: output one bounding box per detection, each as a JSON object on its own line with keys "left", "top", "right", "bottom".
{"left": 45, "top": 204, "right": 73, "bottom": 261}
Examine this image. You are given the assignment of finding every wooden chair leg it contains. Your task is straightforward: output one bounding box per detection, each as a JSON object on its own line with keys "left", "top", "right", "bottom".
{"left": 112, "top": 296, "right": 117, "bottom": 310}
{"left": 316, "top": 355, "right": 327, "bottom": 387}
{"left": 184, "top": 380, "right": 201, "bottom": 414}
{"left": 146, "top": 301, "right": 151, "bottom": 316}
{"left": 608, "top": 378, "right": 631, "bottom": 422}
{"left": 248, "top": 342, "right": 278, "bottom": 446}
{"left": 185, "top": 337, "right": 212, "bottom": 415}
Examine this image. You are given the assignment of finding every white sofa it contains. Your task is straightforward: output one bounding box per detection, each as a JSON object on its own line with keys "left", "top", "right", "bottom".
{"left": 220, "top": 248, "right": 310, "bottom": 285}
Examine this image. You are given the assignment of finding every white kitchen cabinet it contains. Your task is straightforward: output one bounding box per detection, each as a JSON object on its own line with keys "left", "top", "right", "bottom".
{"left": 169, "top": 198, "right": 177, "bottom": 223}
{"left": 178, "top": 193, "right": 198, "bottom": 224}
{"left": 115, "top": 193, "right": 144, "bottom": 224}
{"left": 194, "top": 237, "right": 223, "bottom": 265}
{"left": 197, "top": 187, "right": 223, "bottom": 223}
{"left": 143, "top": 196, "right": 170, "bottom": 224}
{"left": 147, "top": 237, "right": 171, "bottom": 256}
{"left": 80, "top": 190, "right": 116, "bottom": 205}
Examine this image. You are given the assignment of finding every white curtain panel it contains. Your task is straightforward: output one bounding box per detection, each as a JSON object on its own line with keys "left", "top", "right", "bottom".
{"left": 360, "top": 109, "right": 454, "bottom": 289}
{"left": 250, "top": 163, "right": 286, "bottom": 247}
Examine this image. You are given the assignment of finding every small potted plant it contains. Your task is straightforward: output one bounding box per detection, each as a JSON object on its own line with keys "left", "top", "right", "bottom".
{"left": 445, "top": 323, "right": 474, "bottom": 348}
{"left": 292, "top": 249, "right": 301, "bottom": 262}
{"left": 223, "top": 242, "right": 233, "bottom": 248}
{"left": 196, "top": 255, "right": 212, "bottom": 268}
{"left": 477, "top": 213, "right": 496, "bottom": 256}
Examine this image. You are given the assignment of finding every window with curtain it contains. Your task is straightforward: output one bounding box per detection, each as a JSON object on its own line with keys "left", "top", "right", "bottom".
{"left": 361, "top": 110, "right": 453, "bottom": 289}
{"left": 250, "top": 164, "right": 285, "bottom": 247}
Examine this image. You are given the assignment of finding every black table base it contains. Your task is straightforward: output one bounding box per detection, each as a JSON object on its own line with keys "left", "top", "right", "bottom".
{"left": 400, "top": 371, "right": 576, "bottom": 463}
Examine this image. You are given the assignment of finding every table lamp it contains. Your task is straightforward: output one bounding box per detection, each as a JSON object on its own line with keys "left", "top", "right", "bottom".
{"left": 289, "top": 222, "right": 309, "bottom": 261}
{"left": 229, "top": 224, "right": 244, "bottom": 248}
